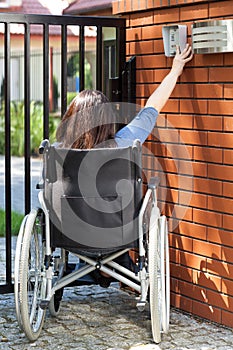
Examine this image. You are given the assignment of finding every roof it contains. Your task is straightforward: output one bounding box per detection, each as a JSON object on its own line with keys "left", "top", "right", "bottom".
{"left": 0, "top": 0, "right": 96, "bottom": 37}
{"left": 4, "top": 0, "right": 69, "bottom": 16}
{"left": 64, "top": 0, "right": 112, "bottom": 15}
{"left": 20, "top": 0, "right": 69, "bottom": 15}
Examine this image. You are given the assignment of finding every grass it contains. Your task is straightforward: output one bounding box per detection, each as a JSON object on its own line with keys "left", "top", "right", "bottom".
{"left": 0, "top": 209, "right": 24, "bottom": 237}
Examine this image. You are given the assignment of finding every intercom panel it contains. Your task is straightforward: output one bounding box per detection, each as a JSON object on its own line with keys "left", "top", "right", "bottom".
{"left": 162, "top": 25, "right": 187, "bottom": 57}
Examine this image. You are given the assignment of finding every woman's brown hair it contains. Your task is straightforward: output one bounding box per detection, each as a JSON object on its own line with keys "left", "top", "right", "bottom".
{"left": 56, "top": 89, "right": 116, "bottom": 149}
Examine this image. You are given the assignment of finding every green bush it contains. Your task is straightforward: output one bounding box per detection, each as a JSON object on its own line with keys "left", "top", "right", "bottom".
{"left": 30, "top": 101, "right": 44, "bottom": 155}
{"left": 0, "top": 101, "right": 59, "bottom": 156}
{"left": 8, "top": 101, "right": 25, "bottom": 156}
{"left": 0, "top": 209, "right": 24, "bottom": 237}
{"left": 49, "top": 114, "right": 60, "bottom": 144}
{"left": 67, "top": 92, "right": 77, "bottom": 106}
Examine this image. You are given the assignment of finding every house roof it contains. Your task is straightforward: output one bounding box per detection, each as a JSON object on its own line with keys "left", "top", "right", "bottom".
{"left": 64, "top": 0, "right": 112, "bottom": 15}
{"left": 20, "top": 0, "right": 68, "bottom": 15}
{"left": 0, "top": 0, "right": 96, "bottom": 37}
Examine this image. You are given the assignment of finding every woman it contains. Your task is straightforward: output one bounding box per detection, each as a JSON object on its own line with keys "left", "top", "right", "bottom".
{"left": 55, "top": 44, "right": 193, "bottom": 287}
{"left": 56, "top": 44, "right": 193, "bottom": 149}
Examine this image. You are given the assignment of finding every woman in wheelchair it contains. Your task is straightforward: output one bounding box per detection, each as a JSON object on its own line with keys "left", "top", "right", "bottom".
{"left": 55, "top": 44, "right": 193, "bottom": 286}
{"left": 15, "top": 44, "right": 192, "bottom": 343}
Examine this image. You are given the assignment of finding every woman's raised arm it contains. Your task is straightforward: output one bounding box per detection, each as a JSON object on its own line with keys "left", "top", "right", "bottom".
{"left": 145, "top": 44, "right": 193, "bottom": 113}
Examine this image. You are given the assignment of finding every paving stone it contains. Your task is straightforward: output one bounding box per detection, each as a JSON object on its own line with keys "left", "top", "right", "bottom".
{"left": 0, "top": 285, "right": 233, "bottom": 350}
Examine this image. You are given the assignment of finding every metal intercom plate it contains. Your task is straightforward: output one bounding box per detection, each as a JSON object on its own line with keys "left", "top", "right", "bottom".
{"left": 162, "top": 25, "right": 187, "bottom": 57}
{"left": 192, "top": 19, "right": 233, "bottom": 54}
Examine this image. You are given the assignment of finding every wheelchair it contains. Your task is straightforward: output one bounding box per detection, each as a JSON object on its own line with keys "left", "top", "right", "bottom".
{"left": 14, "top": 139, "right": 170, "bottom": 344}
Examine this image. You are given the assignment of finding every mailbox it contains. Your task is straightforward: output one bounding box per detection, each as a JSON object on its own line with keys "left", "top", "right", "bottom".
{"left": 192, "top": 19, "right": 233, "bottom": 54}
{"left": 162, "top": 25, "right": 187, "bottom": 57}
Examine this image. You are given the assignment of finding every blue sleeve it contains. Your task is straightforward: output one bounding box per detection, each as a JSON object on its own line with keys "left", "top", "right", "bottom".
{"left": 115, "top": 107, "right": 158, "bottom": 147}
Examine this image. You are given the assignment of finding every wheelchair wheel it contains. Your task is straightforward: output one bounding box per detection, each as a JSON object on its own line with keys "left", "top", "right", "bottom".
{"left": 149, "top": 211, "right": 170, "bottom": 343}
{"left": 48, "top": 248, "right": 66, "bottom": 317}
{"left": 19, "top": 208, "right": 47, "bottom": 341}
{"left": 48, "top": 288, "right": 63, "bottom": 317}
{"left": 158, "top": 215, "right": 170, "bottom": 334}
{"left": 14, "top": 215, "right": 28, "bottom": 330}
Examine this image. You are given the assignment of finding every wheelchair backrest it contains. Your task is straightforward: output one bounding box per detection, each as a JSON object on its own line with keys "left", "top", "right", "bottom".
{"left": 43, "top": 142, "right": 142, "bottom": 251}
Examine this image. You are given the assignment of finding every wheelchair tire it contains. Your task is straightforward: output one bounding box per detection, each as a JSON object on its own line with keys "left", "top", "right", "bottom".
{"left": 19, "top": 208, "right": 47, "bottom": 341}
{"left": 148, "top": 206, "right": 161, "bottom": 343}
{"left": 14, "top": 214, "right": 28, "bottom": 331}
{"left": 48, "top": 248, "right": 66, "bottom": 317}
{"left": 159, "top": 215, "right": 170, "bottom": 334}
{"left": 149, "top": 212, "right": 170, "bottom": 344}
{"left": 48, "top": 288, "right": 63, "bottom": 317}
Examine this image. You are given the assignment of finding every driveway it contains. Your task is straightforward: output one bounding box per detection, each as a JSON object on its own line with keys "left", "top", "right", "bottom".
{"left": 0, "top": 155, "right": 42, "bottom": 214}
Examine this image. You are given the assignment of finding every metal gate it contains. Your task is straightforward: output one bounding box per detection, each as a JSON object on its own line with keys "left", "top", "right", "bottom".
{"left": 0, "top": 13, "right": 130, "bottom": 294}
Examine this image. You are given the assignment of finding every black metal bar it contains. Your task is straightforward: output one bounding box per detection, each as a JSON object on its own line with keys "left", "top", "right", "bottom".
{"left": 61, "top": 24, "right": 67, "bottom": 116}
{"left": 4, "top": 22, "right": 12, "bottom": 288}
{"left": 43, "top": 23, "right": 49, "bottom": 139}
{"left": 96, "top": 26, "right": 102, "bottom": 91}
{"left": 0, "top": 284, "right": 14, "bottom": 294}
{"left": 122, "top": 56, "right": 136, "bottom": 104}
{"left": 79, "top": 25, "right": 85, "bottom": 91}
{"left": 0, "top": 13, "right": 126, "bottom": 28}
{"left": 24, "top": 23, "right": 31, "bottom": 214}
{"left": 127, "top": 56, "right": 136, "bottom": 104}
{"left": 118, "top": 26, "right": 126, "bottom": 102}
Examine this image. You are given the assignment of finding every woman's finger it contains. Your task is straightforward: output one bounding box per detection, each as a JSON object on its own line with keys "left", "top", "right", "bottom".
{"left": 175, "top": 45, "right": 181, "bottom": 55}
{"left": 181, "top": 45, "right": 192, "bottom": 58}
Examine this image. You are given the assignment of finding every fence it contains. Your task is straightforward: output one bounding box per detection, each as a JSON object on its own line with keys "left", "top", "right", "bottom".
{"left": 0, "top": 13, "right": 126, "bottom": 293}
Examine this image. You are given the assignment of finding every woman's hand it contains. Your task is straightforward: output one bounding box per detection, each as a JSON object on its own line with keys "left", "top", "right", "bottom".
{"left": 171, "top": 44, "right": 193, "bottom": 77}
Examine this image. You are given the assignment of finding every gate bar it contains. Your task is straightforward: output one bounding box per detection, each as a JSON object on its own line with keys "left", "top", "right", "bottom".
{"left": 43, "top": 24, "right": 50, "bottom": 139}
{"left": 61, "top": 24, "right": 68, "bottom": 116}
{"left": 79, "top": 25, "right": 85, "bottom": 91}
{"left": 24, "top": 23, "right": 31, "bottom": 214}
{"left": 4, "top": 23, "right": 12, "bottom": 292}
{"left": 96, "top": 26, "right": 102, "bottom": 91}
{"left": 0, "top": 13, "right": 125, "bottom": 27}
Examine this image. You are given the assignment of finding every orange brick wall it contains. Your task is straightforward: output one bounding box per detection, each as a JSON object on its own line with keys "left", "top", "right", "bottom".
{"left": 114, "top": 0, "right": 233, "bottom": 328}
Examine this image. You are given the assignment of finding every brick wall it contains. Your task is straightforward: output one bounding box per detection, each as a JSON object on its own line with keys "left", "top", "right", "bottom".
{"left": 113, "top": 0, "right": 233, "bottom": 328}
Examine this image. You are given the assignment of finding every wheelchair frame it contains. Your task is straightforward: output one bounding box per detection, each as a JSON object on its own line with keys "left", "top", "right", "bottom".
{"left": 14, "top": 140, "right": 170, "bottom": 344}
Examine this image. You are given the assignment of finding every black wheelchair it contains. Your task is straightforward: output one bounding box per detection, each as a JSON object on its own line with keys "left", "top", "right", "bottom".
{"left": 14, "top": 139, "right": 170, "bottom": 343}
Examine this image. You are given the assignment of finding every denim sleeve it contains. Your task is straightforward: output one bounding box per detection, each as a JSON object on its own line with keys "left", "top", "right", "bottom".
{"left": 115, "top": 106, "right": 158, "bottom": 147}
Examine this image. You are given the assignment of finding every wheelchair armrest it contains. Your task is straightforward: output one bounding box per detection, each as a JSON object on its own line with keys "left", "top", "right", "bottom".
{"left": 39, "top": 139, "right": 50, "bottom": 154}
{"left": 148, "top": 177, "right": 160, "bottom": 190}
{"left": 139, "top": 178, "right": 159, "bottom": 219}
